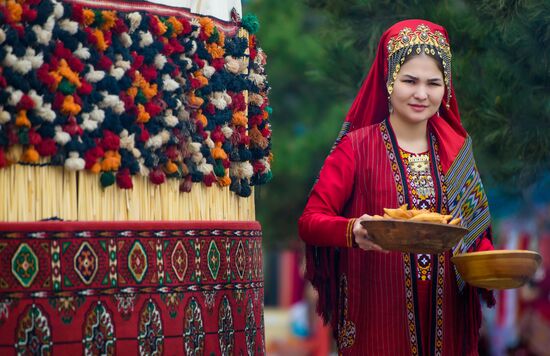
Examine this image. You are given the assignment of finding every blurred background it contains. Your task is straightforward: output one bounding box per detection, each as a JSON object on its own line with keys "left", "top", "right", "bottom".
{"left": 243, "top": 0, "right": 549, "bottom": 355}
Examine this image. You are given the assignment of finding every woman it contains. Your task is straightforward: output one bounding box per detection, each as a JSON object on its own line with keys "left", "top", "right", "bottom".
{"left": 298, "top": 19, "right": 494, "bottom": 355}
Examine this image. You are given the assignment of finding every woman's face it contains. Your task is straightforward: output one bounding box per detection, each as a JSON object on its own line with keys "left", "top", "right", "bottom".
{"left": 389, "top": 54, "right": 445, "bottom": 125}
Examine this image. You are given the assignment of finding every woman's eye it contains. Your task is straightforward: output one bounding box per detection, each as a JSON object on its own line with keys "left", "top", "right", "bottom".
{"left": 403, "top": 79, "right": 414, "bottom": 84}
{"left": 429, "top": 82, "right": 442, "bottom": 86}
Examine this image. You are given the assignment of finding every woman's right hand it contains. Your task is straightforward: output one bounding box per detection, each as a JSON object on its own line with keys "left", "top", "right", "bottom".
{"left": 353, "top": 214, "right": 385, "bottom": 252}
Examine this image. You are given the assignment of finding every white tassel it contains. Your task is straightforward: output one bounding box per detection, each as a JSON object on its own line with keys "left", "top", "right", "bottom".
{"left": 178, "top": 108, "right": 190, "bottom": 121}
{"left": 100, "top": 93, "right": 125, "bottom": 114}
{"left": 33, "top": 25, "right": 53, "bottom": 45}
{"left": 202, "top": 65, "right": 215, "bottom": 78}
{"left": 85, "top": 66, "right": 106, "bottom": 83}
{"left": 110, "top": 67, "right": 125, "bottom": 80}
{"left": 159, "top": 130, "right": 170, "bottom": 144}
{"left": 59, "top": 19, "right": 79, "bottom": 34}
{"left": 221, "top": 125, "right": 233, "bottom": 139}
{"left": 145, "top": 134, "right": 163, "bottom": 149}
{"left": 188, "top": 142, "right": 202, "bottom": 153}
{"left": 81, "top": 117, "right": 98, "bottom": 131}
{"left": 0, "top": 109, "right": 10, "bottom": 124}
{"left": 162, "top": 75, "right": 179, "bottom": 92}
{"left": 210, "top": 92, "right": 227, "bottom": 110}
{"left": 89, "top": 106, "right": 105, "bottom": 123}
{"left": 139, "top": 31, "right": 154, "bottom": 47}
{"left": 74, "top": 44, "right": 91, "bottom": 60}
{"left": 54, "top": 127, "right": 71, "bottom": 146}
{"left": 36, "top": 103, "right": 56, "bottom": 122}
{"left": 128, "top": 12, "right": 142, "bottom": 34}
{"left": 53, "top": 1, "right": 64, "bottom": 19}
{"left": 25, "top": 48, "right": 44, "bottom": 69}
{"left": 163, "top": 110, "right": 178, "bottom": 127}
{"left": 154, "top": 54, "right": 167, "bottom": 69}
{"left": 119, "top": 32, "right": 133, "bottom": 48}
{"left": 115, "top": 59, "right": 131, "bottom": 70}
{"left": 224, "top": 56, "right": 240, "bottom": 74}
{"left": 119, "top": 130, "right": 136, "bottom": 150}
{"left": 190, "top": 19, "right": 201, "bottom": 38}
{"left": 197, "top": 160, "right": 214, "bottom": 175}
{"left": 64, "top": 152, "right": 85, "bottom": 171}
{"left": 27, "top": 90, "right": 43, "bottom": 107}
{"left": 230, "top": 162, "right": 254, "bottom": 179}
{"left": 8, "top": 89, "right": 23, "bottom": 107}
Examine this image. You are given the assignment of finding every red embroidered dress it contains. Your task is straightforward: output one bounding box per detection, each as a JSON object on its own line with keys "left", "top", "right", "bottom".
{"left": 299, "top": 20, "right": 495, "bottom": 356}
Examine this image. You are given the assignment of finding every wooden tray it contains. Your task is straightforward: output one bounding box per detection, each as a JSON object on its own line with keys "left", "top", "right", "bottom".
{"left": 360, "top": 219, "right": 468, "bottom": 254}
{"left": 451, "top": 250, "right": 542, "bottom": 289}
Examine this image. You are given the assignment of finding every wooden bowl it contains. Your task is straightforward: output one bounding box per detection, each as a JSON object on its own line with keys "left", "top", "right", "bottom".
{"left": 451, "top": 250, "right": 542, "bottom": 289}
{"left": 360, "top": 219, "right": 468, "bottom": 254}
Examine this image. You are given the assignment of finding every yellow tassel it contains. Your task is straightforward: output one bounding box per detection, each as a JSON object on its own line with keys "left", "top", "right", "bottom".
{"left": 231, "top": 111, "right": 247, "bottom": 127}
{"left": 15, "top": 110, "right": 31, "bottom": 128}
{"left": 211, "top": 142, "right": 227, "bottom": 160}
{"left": 83, "top": 8, "right": 95, "bottom": 26}
{"left": 136, "top": 104, "right": 151, "bottom": 123}
{"left": 164, "top": 160, "right": 178, "bottom": 174}
{"left": 61, "top": 96, "right": 81, "bottom": 116}
{"left": 21, "top": 146, "right": 39, "bottom": 163}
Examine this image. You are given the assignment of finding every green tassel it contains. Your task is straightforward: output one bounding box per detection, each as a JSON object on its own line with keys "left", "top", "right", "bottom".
{"left": 58, "top": 79, "right": 76, "bottom": 95}
{"left": 214, "top": 160, "right": 226, "bottom": 177}
{"left": 241, "top": 14, "right": 260, "bottom": 34}
{"left": 100, "top": 172, "right": 115, "bottom": 187}
{"left": 266, "top": 106, "right": 273, "bottom": 114}
{"left": 135, "top": 89, "right": 147, "bottom": 105}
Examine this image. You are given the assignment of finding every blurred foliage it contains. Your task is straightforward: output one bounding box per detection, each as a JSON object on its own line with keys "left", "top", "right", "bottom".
{"left": 246, "top": 0, "right": 550, "bottom": 247}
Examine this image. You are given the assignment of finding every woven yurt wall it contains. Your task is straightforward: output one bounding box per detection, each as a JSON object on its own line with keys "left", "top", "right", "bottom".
{"left": 0, "top": 0, "right": 271, "bottom": 354}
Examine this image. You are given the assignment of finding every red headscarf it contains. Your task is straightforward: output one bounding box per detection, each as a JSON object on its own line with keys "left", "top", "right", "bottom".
{"left": 344, "top": 19, "right": 466, "bottom": 172}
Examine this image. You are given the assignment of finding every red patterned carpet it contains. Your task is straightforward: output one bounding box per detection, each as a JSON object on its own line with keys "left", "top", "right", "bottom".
{"left": 0, "top": 221, "right": 264, "bottom": 354}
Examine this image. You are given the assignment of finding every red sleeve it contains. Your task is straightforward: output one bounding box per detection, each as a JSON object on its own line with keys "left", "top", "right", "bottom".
{"left": 298, "top": 136, "right": 356, "bottom": 248}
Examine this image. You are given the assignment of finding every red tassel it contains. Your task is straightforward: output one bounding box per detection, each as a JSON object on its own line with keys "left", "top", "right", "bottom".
{"left": 149, "top": 169, "right": 166, "bottom": 185}
{"left": 203, "top": 172, "right": 216, "bottom": 187}
{"left": 116, "top": 169, "right": 133, "bottom": 189}
{"left": 179, "top": 175, "right": 193, "bottom": 193}
{"left": 140, "top": 65, "right": 157, "bottom": 82}
{"left": 36, "top": 64, "right": 56, "bottom": 88}
{"left": 28, "top": 128, "right": 42, "bottom": 145}
{"left": 54, "top": 41, "right": 71, "bottom": 60}
{"left": 67, "top": 56, "right": 85, "bottom": 73}
{"left": 16, "top": 94, "right": 35, "bottom": 111}
{"left": 101, "top": 130, "right": 120, "bottom": 150}
{"left": 36, "top": 138, "right": 57, "bottom": 156}
{"left": 98, "top": 55, "right": 113, "bottom": 71}
{"left": 211, "top": 58, "right": 225, "bottom": 71}
{"left": 253, "top": 161, "right": 265, "bottom": 173}
{"left": 77, "top": 80, "right": 92, "bottom": 96}
{"left": 71, "top": 4, "right": 84, "bottom": 23}
{"left": 165, "top": 145, "right": 178, "bottom": 160}
{"left": 52, "top": 92, "right": 65, "bottom": 110}
{"left": 63, "top": 116, "right": 83, "bottom": 136}
{"left": 222, "top": 159, "right": 230, "bottom": 169}
{"left": 210, "top": 127, "right": 225, "bottom": 143}
{"left": 22, "top": 8, "right": 37, "bottom": 22}
{"left": 0, "top": 148, "right": 7, "bottom": 168}
{"left": 192, "top": 54, "right": 205, "bottom": 69}
{"left": 138, "top": 124, "right": 149, "bottom": 142}
{"left": 144, "top": 102, "right": 162, "bottom": 117}
{"left": 113, "top": 18, "right": 128, "bottom": 34}
{"left": 204, "top": 103, "right": 215, "bottom": 115}
{"left": 230, "top": 93, "right": 246, "bottom": 112}
{"left": 178, "top": 18, "right": 192, "bottom": 35}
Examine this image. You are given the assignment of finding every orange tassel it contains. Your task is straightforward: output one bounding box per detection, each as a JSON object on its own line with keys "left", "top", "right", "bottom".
{"left": 231, "top": 111, "right": 248, "bottom": 127}
{"left": 188, "top": 93, "right": 204, "bottom": 108}
{"left": 93, "top": 29, "right": 108, "bottom": 51}
{"left": 7, "top": 1, "right": 22, "bottom": 23}
{"left": 167, "top": 17, "right": 183, "bottom": 36}
{"left": 199, "top": 17, "right": 215, "bottom": 36}
{"left": 21, "top": 146, "right": 39, "bottom": 163}
{"left": 211, "top": 142, "right": 227, "bottom": 160}
{"left": 196, "top": 111, "right": 207, "bottom": 127}
{"left": 136, "top": 104, "right": 151, "bottom": 123}
{"left": 15, "top": 110, "right": 31, "bottom": 128}
{"left": 101, "top": 10, "right": 117, "bottom": 31}
{"left": 217, "top": 175, "right": 231, "bottom": 187}
{"left": 101, "top": 150, "right": 121, "bottom": 171}
{"left": 58, "top": 59, "right": 81, "bottom": 86}
{"left": 83, "top": 9, "right": 95, "bottom": 26}
{"left": 249, "top": 126, "right": 269, "bottom": 149}
{"left": 155, "top": 16, "right": 167, "bottom": 35}
{"left": 127, "top": 87, "right": 138, "bottom": 98}
{"left": 164, "top": 160, "right": 178, "bottom": 174}
{"left": 90, "top": 162, "right": 102, "bottom": 174}
{"left": 61, "top": 95, "right": 81, "bottom": 116}
{"left": 206, "top": 43, "right": 225, "bottom": 59}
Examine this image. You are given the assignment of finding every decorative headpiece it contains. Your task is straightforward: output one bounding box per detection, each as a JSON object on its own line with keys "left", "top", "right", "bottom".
{"left": 386, "top": 24, "right": 452, "bottom": 105}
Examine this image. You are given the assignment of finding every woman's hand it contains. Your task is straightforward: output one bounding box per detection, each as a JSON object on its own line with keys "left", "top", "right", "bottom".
{"left": 353, "top": 214, "right": 385, "bottom": 252}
